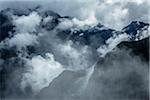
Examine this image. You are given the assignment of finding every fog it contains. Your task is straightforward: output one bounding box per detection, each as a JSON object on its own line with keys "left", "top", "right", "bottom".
{"left": 0, "top": 0, "right": 149, "bottom": 100}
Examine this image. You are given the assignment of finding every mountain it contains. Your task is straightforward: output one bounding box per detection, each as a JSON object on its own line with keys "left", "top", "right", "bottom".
{"left": 67, "top": 24, "right": 115, "bottom": 48}
{"left": 118, "top": 37, "right": 149, "bottom": 62}
{"left": 0, "top": 8, "right": 149, "bottom": 44}
{"left": 122, "top": 21, "right": 149, "bottom": 40}
{"left": 0, "top": 8, "right": 149, "bottom": 99}
{"left": 57, "top": 20, "right": 149, "bottom": 49}
{"left": 0, "top": 9, "right": 14, "bottom": 42}
{"left": 0, "top": 8, "right": 149, "bottom": 59}
{"left": 122, "top": 21, "right": 149, "bottom": 35}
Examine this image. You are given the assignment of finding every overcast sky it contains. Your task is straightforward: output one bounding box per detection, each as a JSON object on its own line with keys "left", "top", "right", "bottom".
{"left": 0, "top": 0, "right": 149, "bottom": 29}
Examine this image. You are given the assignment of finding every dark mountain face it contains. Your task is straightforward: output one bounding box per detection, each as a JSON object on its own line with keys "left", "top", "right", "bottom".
{"left": 0, "top": 8, "right": 149, "bottom": 100}
{"left": 0, "top": 9, "right": 14, "bottom": 41}
{"left": 122, "top": 21, "right": 149, "bottom": 35}
{"left": 118, "top": 37, "right": 149, "bottom": 62}
{"left": 56, "top": 20, "right": 149, "bottom": 49}
{"left": 69, "top": 25, "right": 115, "bottom": 48}
{"left": 57, "top": 24, "right": 115, "bottom": 48}
{"left": 39, "top": 9, "right": 62, "bottom": 31}
{"left": 122, "top": 21, "right": 149, "bottom": 40}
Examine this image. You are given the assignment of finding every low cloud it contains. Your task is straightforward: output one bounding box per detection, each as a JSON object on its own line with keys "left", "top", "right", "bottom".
{"left": 21, "top": 53, "right": 64, "bottom": 93}
{"left": 13, "top": 11, "right": 42, "bottom": 33}
{"left": 8, "top": 33, "right": 38, "bottom": 49}
{"left": 97, "top": 33, "right": 129, "bottom": 57}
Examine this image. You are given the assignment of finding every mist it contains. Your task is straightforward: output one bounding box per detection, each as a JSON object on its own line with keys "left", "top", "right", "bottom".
{"left": 0, "top": 0, "right": 149, "bottom": 100}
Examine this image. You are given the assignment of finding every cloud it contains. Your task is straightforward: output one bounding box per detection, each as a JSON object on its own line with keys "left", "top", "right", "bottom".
{"left": 136, "top": 25, "right": 149, "bottom": 41}
{"left": 95, "top": 4, "right": 129, "bottom": 30}
{"left": 97, "top": 33, "right": 129, "bottom": 57}
{"left": 0, "top": 0, "right": 149, "bottom": 30}
{"left": 0, "top": 32, "right": 38, "bottom": 50}
{"left": 0, "top": 11, "right": 42, "bottom": 49}
{"left": 124, "top": 1, "right": 149, "bottom": 22}
{"left": 19, "top": 38, "right": 96, "bottom": 93}
{"left": 21, "top": 53, "right": 64, "bottom": 93}
{"left": 57, "top": 14, "right": 97, "bottom": 30}
{"left": 56, "top": 19, "right": 74, "bottom": 30}
{"left": 39, "top": 0, "right": 150, "bottom": 30}
{"left": 8, "top": 33, "right": 38, "bottom": 49}
{"left": 0, "top": 0, "right": 149, "bottom": 99}
{"left": 13, "top": 11, "right": 42, "bottom": 33}
{"left": 58, "top": 41, "right": 94, "bottom": 70}
{"left": 95, "top": 0, "right": 150, "bottom": 29}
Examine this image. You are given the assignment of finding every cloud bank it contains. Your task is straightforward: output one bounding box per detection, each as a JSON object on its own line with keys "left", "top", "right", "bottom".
{"left": 0, "top": 0, "right": 149, "bottom": 29}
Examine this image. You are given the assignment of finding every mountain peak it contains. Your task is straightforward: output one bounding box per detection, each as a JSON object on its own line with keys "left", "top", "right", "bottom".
{"left": 122, "top": 21, "right": 149, "bottom": 34}
{"left": 122, "top": 21, "right": 149, "bottom": 40}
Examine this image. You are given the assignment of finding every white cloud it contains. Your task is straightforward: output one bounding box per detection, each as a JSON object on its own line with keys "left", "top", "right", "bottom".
{"left": 96, "top": 5, "right": 129, "bottom": 30}
{"left": 1, "top": 0, "right": 149, "bottom": 30}
{"left": 21, "top": 53, "right": 64, "bottom": 93}
{"left": 57, "top": 19, "right": 74, "bottom": 30}
{"left": 57, "top": 12, "right": 97, "bottom": 30}
{"left": 58, "top": 40, "right": 93, "bottom": 70}
{"left": 13, "top": 11, "right": 42, "bottom": 33}
{"left": 42, "top": 16, "right": 53, "bottom": 24}
{"left": 43, "top": 0, "right": 149, "bottom": 30}
{"left": 46, "top": 0, "right": 147, "bottom": 29}
{"left": 135, "top": 25, "right": 150, "bottom": 41}
{"left": 8, "top": 33, "right": 38, "bottom": 49}
{"left": 97, "top": 33, "right": 129, "bottom": 57}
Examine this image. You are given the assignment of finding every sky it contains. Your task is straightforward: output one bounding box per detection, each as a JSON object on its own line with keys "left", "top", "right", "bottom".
{"left": 0, "top": 0, "right": 149, "bottom": 30}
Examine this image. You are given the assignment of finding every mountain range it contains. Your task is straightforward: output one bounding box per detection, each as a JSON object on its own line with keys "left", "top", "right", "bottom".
{"left": 0, "top": 8, "right": 149, "bottom": 100}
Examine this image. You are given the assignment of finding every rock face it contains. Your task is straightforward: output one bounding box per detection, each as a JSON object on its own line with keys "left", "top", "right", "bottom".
{"left": 118, "top": 37, "right": 149, "bottom": 62}
{"left": 122, "top": 21, "right": 149, "bottom": 35}
{"left": 0, "top": 9, "right": 14, "bottom": 41}
{"left": 122, "top": 21, "right": 149, "bottom": 40}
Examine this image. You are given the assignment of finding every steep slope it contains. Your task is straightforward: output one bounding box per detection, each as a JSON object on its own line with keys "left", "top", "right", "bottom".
{"left": 118, "top": 37, "right": 149, "bottom": 62}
